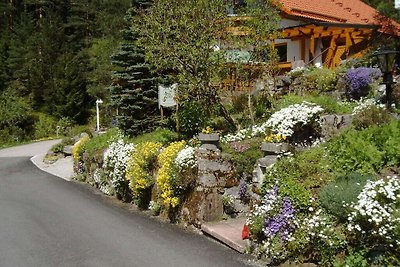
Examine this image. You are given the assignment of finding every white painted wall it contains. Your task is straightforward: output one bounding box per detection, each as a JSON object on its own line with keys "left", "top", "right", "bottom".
{"left": 275, "top": 38, "right": 301, "bottom": 63}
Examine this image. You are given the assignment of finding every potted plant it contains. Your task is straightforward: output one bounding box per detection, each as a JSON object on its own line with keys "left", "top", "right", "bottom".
{"left": 261, "top": 132, "right": 290, "bottom": 155}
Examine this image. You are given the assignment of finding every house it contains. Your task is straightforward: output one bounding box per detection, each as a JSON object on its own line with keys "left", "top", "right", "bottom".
{"left": 275, "top": 0, "right": 400, "bottom": 70}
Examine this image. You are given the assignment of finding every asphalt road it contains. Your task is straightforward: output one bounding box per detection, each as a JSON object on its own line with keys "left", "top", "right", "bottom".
{"left": 0, "top": 153, "right": 252, "bottom": 266}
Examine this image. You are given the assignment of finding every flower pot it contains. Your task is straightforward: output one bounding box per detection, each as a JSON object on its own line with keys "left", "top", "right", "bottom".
{"left": 198, "top": 133, "right": 220, "bottom": 148}
{"left": 261, "top": 142, "right": 290, "bottom": 155}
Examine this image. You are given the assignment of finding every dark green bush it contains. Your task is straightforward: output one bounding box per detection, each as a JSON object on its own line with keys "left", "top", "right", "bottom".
{"left": 177, "top": 100, "right": 209, "bottom": 138}
{"left": 320, "top": 172, "right": 374, "bottom": 222}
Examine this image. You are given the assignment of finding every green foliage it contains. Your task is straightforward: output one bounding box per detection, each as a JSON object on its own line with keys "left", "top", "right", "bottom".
{"left": 50, "top": 137, "right": 74, "bottom": 154}
{"left": 262, "top": 146, "right": 333, "bottom": 210}
{"left": 320, "top": 173, "right": 374, "bottom": 222}
{"left": 130, "top": 128, "right": 178, "bottom": 145}
{"left": 352, "top": 105, "right": 392, "bottom": 130}
{"left": 81, "top": 128, "right": 120, "bottom": 157}
{"left": 0, "top": 88, "right": 34, "bottom": 143}
{"left": 110, "top": 3, "right": 160, "bottom": 137}
{"left": 33, "top": 113, "right": 57, "bottom": 139}
{"left": 328, "top": 121, "right": 400, "bottom": 176}
{"left": 274, "top": 93, "right": 355, "bottom": 114}
{"left": 334, "top": 249, "right": 369, "bottom": 267}
{"left": 177, "top": 100, "right": 209, "bottom": 138}
{"left": 293, "top": 67, "right": 338, "bottom": 93}
{"left": 221, "top": 137, "right": 263, "bottom": 178}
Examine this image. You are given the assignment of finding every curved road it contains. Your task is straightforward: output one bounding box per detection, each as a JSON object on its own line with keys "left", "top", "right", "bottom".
{"left": 0, "top": 142, "right": 252, "bottom": 267}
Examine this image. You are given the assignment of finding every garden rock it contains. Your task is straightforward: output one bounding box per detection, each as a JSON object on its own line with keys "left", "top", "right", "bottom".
{"left": 320, "top": 114, "right": 353, "bottom": 138}
{"left": 253, "top": 156, "right": 278, "bottom": 188}
{"left": 63, "top": 145, "right": 73, "bottom": 155}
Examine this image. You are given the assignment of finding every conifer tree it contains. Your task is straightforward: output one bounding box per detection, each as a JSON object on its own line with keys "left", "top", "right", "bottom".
{"left": 109, "top": 1, "right": 160, "bottom": 136}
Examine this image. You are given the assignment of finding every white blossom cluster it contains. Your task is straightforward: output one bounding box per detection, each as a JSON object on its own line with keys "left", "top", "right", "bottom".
{"left": 103, "top": 139, "right": 135, "bottom": 187}
{"left": 222, "top": 102, "right": 323, "bottom": 142}
{"left": 174, "top": 145, "right": 197, "bottom": 171}
{"left": 93, "top": 168, "right": 112, "bottom": 195}
{"left": 352, "top": 98, "right": 385, "bottom": 115}
{"left": 264, "top": 102, "right": 324, "bottom": 137}
{"left": 347, "top": 176, "right": 400, "bottom": 246}
{"left": 297, "top": 209, "right": 344, "bottom": 247}
{"left": 246, "top": 186, "right": 279, "bottom": 226}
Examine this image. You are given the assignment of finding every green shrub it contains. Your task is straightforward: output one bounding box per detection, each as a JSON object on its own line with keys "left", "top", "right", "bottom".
{"left": 306, "top": 67, "right": 338, "bottom": 92}
{"left": 177, "top": 100, "right": 209, "bottom": 138}
{"left": 320, "top": 172, "right": 374, "bottom": 222}
{"left": 33, "top": 113, "right": 57, "bottom": 139}
{"left": 328, "top": 121, "right": 400, "bottom": 175}
{"left": 261, "top": 146, "right": 333, "bottom": 210}
{"left": 130, "top": 128, "right": 178, "bottom": 145}
{"left": 221, "top": 137, "right": 263, "bottom": 178}
{"left": 352, "top": 105, "right": 392, "bottom": 130}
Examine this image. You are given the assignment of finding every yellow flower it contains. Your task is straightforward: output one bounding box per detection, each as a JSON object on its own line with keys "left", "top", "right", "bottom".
{"left": 157, "top": 140, "right": 186, "bottom": 208}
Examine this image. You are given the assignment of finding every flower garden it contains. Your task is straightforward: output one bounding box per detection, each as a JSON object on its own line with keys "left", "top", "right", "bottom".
{"left": 52, "top": 64, "right": 400, "bottom": 266}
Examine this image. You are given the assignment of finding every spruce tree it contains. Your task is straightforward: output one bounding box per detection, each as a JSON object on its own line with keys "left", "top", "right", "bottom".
{"left": 109, "top": 1, "right": 160, "bottom": 136}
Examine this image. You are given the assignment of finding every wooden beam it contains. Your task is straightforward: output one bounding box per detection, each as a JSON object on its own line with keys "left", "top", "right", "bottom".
{"left": 310, "top": 37, "right": 315, "bottom": 57}
{"left": 301, "top": 39, "right": 306, "bottom": 61}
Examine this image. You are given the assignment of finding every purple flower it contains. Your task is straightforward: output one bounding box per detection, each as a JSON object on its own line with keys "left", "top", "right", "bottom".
{"left": 345, "top": 67, "right": 382, "bottom": 99}
{"left": 263, "top": 197, "right": 296, "bottom": 242}
{"left": 239, "top": 180, "right": 249, "bottom": 201}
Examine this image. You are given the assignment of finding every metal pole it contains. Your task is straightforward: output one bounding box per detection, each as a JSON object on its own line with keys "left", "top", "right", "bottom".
{"left": 96, "top": 101, "right": 100, "bottom": 132}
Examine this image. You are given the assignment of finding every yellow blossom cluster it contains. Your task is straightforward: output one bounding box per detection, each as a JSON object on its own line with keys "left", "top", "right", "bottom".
{"left": 72, "top": 135, "right": 90, "bottom": 161}
{"left": 201, "top": 126, "right": 214, "bottom": 134}
{"left": 126, "top": 142, "right": 162, "bottom": 195}
{"left": 157, "top": 140, "right": 186, "bottom": 208}
{"left": 264, "top": 132, "right": 287, "bottom": 143}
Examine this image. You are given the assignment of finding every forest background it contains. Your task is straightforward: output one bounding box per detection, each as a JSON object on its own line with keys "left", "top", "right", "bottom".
{"left": 0, "top": 0, "right": 398, "bottom": 144}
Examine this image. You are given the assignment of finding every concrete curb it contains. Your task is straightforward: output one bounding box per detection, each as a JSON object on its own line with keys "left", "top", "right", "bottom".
{"left": 30, "top": 153, "right": 74, "bottom": 181}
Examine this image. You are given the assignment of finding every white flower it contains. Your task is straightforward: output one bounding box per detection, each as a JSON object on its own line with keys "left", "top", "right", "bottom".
{"left": 174, "top": 145, "right": 197, "bottom": 170}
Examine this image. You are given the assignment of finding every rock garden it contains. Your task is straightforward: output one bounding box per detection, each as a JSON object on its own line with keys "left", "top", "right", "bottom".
{"left": 47, "top": 63, "right": 400, "bottom": 266}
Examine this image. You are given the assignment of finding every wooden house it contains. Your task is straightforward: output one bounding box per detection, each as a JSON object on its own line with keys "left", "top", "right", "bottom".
{"left": 276, "top": 0, "right": 400, "bottom": 71}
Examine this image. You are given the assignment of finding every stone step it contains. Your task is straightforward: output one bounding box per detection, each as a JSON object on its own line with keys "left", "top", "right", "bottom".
{"left": 201, "top": 218, "right": 248, "bottom": 253}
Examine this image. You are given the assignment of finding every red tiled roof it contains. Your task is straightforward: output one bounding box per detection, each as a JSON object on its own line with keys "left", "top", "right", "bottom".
{"left": 278, "top": 0, "right": 400, "bottom": 34}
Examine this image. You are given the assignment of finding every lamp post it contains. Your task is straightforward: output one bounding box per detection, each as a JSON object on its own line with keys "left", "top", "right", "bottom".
{"left": 373, "top": 50, "right": 399, "bottom": 107}
{"left": 96, "top": 99, "right": 103, "bottom": 132}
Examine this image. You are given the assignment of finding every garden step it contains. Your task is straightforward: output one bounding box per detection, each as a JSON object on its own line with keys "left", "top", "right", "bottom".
{"left": 201, "top": 218, "right": 247, "bottom": 253}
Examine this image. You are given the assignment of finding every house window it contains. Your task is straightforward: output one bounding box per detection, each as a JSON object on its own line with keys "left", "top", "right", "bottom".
{"left": 227, "top": 0, "right": 247, "bottom": 15}
{"left": 275, "top": 43, "right": 288, "bottom": 62}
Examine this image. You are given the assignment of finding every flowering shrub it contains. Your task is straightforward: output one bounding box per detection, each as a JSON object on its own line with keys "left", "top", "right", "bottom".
{"left": 352, "top": 98, "right": 385, "bottom": 115}
{"left": 247, "top": 184, "right": 297, "bottom": 262}
{"left": 93, "top": 168, "right": 113, "bottom": 195}
{"left": 345, "top": 67, "right": 381, "bottom": 99}
{"left": 229, "top": 141, "right": 251, "bottom": 152}
{"left": 293, "top": 210, "right": 347, "bottom": 265}
{"left": 157, "top": 141, "right": 186, "bottom": 207}
{"left": 174, "top": 145, "right": 197, "bottom": 171}
{"left": 347, "top": 176, "right": 400, "bottom": 248}
{"left": 248, "top": 183, "right": 346, "bottom": 265}
{"left": 222, "top": 102, "right": 323, "bottom": 143}
{"left": 103, "top": 139, "right": 135, "bottom": 197}
{"left": 264, "top": 102, "right": 323, "bottom": 139}
{"left": 126, "top": 142, "right": 162, "bottom": 197}
{"left": 72, "top": 134, "right": 90, "bottom": 161}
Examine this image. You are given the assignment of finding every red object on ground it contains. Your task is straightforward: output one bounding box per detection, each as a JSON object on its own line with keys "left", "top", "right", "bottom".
{"left": 242, "top": 225, "right": 249, "bottom": 240}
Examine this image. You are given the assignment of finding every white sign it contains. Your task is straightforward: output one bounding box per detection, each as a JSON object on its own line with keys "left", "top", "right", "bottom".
{"left": 158, "top": 83, "right": 177, "bottom": 108}
{"left": 396, "top": 0, "right": 400, "bottom": 9}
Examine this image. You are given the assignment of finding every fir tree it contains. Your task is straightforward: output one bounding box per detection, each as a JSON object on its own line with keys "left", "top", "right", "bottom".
{"left": 109, "top": 1, "right": 160, "bottom": 136}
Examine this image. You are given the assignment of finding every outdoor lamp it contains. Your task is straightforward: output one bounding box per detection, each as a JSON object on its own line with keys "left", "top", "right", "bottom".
{"left": 373, "top": 50, "right": 399, "bottom": 107}
{"left": 96, "top": 99, "right": 103, "bottom": 132}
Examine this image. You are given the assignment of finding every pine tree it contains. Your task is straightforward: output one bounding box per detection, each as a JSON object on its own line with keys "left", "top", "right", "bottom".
{"left": 109, "top": 1, "right": 160, "bottom": 136}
